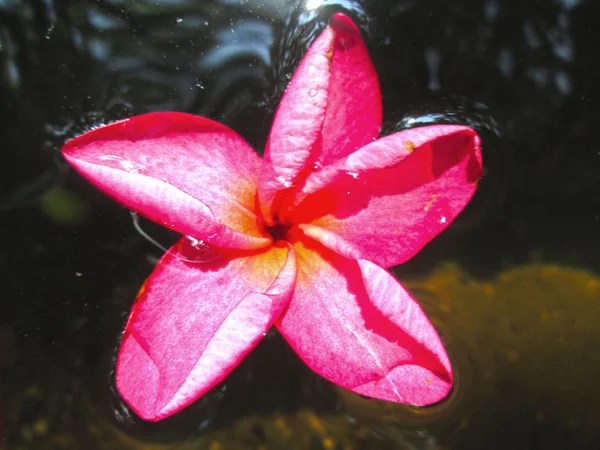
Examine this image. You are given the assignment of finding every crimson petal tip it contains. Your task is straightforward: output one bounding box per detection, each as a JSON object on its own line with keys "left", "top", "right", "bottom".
{"left": 330, "top": 13, "right": 360, "bottom": 34}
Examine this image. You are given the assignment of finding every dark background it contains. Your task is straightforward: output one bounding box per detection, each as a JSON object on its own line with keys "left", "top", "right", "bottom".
{"left": 1, "top": 0, "right": 599, "bottom": 449}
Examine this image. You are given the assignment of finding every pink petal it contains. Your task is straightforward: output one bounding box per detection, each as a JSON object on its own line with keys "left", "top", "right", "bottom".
{"left": 258, "top": 13, "right": 381, "bottom": 223}
{"left": 62, "top": 112, "right": 270, "bottom": 249}
{"left": 116, "top": 240, "right": 296, "bottom": 421}
{"left": 287, "top": 125, "right": 483, "bottom": 267}
{"left": 277, "top": 235, "right": 452, "bottom": 406}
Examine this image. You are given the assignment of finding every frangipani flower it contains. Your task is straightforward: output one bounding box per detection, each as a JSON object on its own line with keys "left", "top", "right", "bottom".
{"left": 61, "top": 13, "right": 482, "bottom": 422}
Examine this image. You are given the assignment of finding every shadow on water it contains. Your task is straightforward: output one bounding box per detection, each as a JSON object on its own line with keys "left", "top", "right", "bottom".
{"left": 1, "top": 0, "right": 600, "bottom": 448}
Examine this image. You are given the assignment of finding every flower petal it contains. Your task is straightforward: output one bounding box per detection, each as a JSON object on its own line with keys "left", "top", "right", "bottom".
{"left": 276, "top": 235, "right": 452, "bottom": 406}
{"left": 62, "top": 112, "right": 270, "bottom": 249}
{"left": 116, "top": 240, "right": 296, "bottom": 421}
{"left": 258, "top": 13, "right": 381, "bottom": 223}
{"left": 287, "top": 125, "right": 483, "bottom": 267}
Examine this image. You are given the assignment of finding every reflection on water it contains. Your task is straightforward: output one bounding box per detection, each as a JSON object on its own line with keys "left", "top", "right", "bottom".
{"left": 1, "top": 0, "right": 600, "bottom": 448}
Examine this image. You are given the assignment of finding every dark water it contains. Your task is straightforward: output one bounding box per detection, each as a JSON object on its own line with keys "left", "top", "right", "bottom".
{"left": 1, "top": 0, "right": 599, "bottom": 448}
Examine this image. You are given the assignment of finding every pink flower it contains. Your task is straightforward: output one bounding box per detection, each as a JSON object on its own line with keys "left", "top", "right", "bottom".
{"left": 62, "top": 13, "right": 482, "bottom": 421}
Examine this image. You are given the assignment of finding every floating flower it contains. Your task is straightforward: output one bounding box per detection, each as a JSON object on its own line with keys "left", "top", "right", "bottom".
{"left": 62, "top": 13, "right": 482, "bottom": 421}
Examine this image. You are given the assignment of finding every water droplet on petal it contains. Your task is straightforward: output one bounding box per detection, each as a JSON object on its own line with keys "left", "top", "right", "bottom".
{"left": 98, "top": 155, "right": 123, "bottom": 162}
{"left": 98, "top": 155, "right": 142, "bottom": 173}
{"left": 178, "top": 236, "right": 221, "bottom": 264}
{"left": 309, "top": 88, "right": 318, "bottom": 97}
{"left": 120, "top": 160, "right": 142, "bottom": 173}
{"left": 347, "top": 171, "right": 359, "bottom": 179}
{"left": 440, "top": 216, "right": 447, "bottom": 224}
